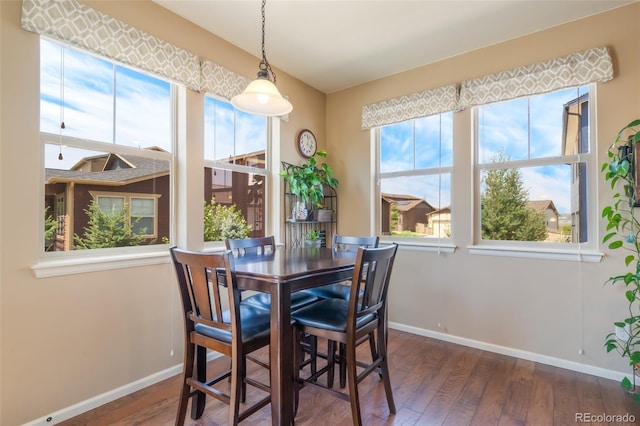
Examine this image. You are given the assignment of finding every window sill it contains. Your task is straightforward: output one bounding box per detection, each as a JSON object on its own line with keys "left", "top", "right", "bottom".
{"left": 379, "top": 238, "right": 457, "bottom": 254}
{"left": 467, "top": 245, "right": 603, "bottom": 263}
{"left": 32, "top": 249, "right": 171, "bottom": 278}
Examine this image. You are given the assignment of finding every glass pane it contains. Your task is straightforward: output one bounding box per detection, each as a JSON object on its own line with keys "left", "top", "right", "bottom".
{"left": 380, "top": 174, "right": 451, "bottom": 238}
{"left": 40, "top": 39, "right": 113, "bottom": 142}
{"left": 132, "top": 217, "right": 154, "bottom": 235}
{"left": 477, "top": 97, "right": 528, "bottom": 163}
{"left": 477, "top": 86, "right": 590, "bottom": 164}
{"left": 131, "top": 198, "right": 154, "bottom": 216}
{"left": 204, "top": 167, "right": 265, "bottom": 241}
{"left": 115, "top": 66, "right": 172, "bottom": 152}
{"left": 204, "top": 96, "right": 267, "bottom": 167}
{"left": 380, "top": 121, "right": 413, "bottom": 173}
{"left": 480, "top": 163, "right": 583, "bottom": 243}
{"left": 44, "top": 144, "right": 170, "bottom": 251}
{"left": 415, "top": 113, "right": 453, "bottom": 169}
{"left": 97, "top": 196, "right": 124, "bottom": 214}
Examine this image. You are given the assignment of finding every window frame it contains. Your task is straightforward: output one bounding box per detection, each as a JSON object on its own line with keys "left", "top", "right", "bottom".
{"left": 203, "top": 94, "right": 271, "bottom": 245}
{"left": 36, "top": 37, "right": 176, "bottom": 275}
{"left": 375, "top": 113, "right": 456, "bottom": 253}
{"left": 469, "top": 84, "right": 603, "bottom": 262}
{"left": 91, "top": 192, "right": 160, "bottom": 238}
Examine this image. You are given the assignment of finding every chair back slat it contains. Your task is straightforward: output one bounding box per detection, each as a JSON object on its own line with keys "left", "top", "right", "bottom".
{"left": 332, "top": 235, "right": 379, "bottom": 252}
{"left": 170, "top": 247, "right": 237, "bottom": 335}
{"left": 226, "top": 236, "right": 276, "bottom": 256}
{"left": 348, "top": 244, "right": 398, "bottom": 328}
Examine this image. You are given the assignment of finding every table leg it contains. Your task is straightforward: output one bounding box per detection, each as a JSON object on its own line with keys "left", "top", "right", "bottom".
{"left": 270, "top": 282, "right": 293, "bottom": 425}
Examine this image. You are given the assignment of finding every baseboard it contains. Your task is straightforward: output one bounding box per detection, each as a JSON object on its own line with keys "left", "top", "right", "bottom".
{"left": 22, "top": 352, "right": 222, "bottom": 426}
{"left": 23, "top": 324, "right": 628, "bottom": 425}
{"left": 389, "top": 322, "right": 628, "bottom": 383}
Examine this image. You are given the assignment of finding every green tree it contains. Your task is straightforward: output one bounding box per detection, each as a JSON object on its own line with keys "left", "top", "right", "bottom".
{"left": 204, "top": 199, "right": 252, "bottom": 242}
{"left": 44, "top": 206, "right": 58, "bottom": 252}
{"left": 73, "top": 199, "right": 148, "bottom": 249}
{"left": 390, "top": 202, "right": 399, "bottom": 232}
{"left": 481, "top": 153, "right": 547, "bottom": 241}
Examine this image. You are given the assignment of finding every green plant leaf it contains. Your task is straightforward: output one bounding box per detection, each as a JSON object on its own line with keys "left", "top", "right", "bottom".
{"left": 622, "top": 376, "right": 632, "bottom": 390}
{"left": 609, "top": 240, "right": 623, "bottom": 249}
{"left": 626, "top": 255, "right": 635, "bottom": 266}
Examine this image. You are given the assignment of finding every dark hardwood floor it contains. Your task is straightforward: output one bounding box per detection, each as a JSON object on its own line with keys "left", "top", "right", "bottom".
{"left": 58, "top": 329, "right": 640, "bottom": 425}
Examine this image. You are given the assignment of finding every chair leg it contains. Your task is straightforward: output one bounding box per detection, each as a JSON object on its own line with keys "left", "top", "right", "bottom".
{"left": 240, "top": 355, "right": 247, "bottom": 403}
{"left": 310, "top": 334, "right": 318, "bottom": 376}
{"left": 293, "top": 328, "right": 304, "bottom": 417}
{"left": 229, "top": 350, "right": 243, "bottom": 425}
{"left": 175, "top": 342, "right": 195, "bottom": 426}
{"left": 191, "top": 345, "right": 207, "bottom": 420}
{"left": 377, "top": 323, "right": 396, "bottom": 414}
{"left": 345, "top": 341, "right": 363, "bottom": 426}
{"left": 326, "top": 340, "right": 336, "bottom": 389}
{"left": 339, "top": 343, "right": 346, "bottom": 388}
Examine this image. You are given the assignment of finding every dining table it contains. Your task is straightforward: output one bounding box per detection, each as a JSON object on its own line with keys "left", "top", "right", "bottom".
{"left": 217, "top": 247, "right": 357, "bottom": 425}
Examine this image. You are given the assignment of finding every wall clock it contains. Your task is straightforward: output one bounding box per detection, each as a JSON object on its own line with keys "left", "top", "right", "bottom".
{"left": 297, "top": 129, "right": 317, "bottom": 158}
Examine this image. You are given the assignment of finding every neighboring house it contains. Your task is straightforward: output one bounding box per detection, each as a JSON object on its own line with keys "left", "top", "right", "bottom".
{"left": 381, "top": 193, "right": 435, "bottom": 234}
{"left": 426, "top": 206, "right": 451, "bottom": 238}
{"left": 528, "top": 199, "right": 560, "bottom": 233}
{"left": 45, "top": 148, "right": 170, "bottom": 251}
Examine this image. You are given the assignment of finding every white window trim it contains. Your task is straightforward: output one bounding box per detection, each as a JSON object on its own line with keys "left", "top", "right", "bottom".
{"left": 374, "top": 115, "right": 455, "bottom": 246}
{"left": 470, "top": 84, "right": 601, "bottom": 261}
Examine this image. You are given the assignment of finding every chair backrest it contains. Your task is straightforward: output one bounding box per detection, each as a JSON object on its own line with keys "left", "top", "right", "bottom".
{"left": 170, "top": 247, "right": 241, "bottom": 351}
{"left": 226, "top": 236, "right": 276, "bottom": 256}
{"left": 347, "top": 243, "right": 398, "bottom": 330}
{"left": 332, "top": 235, "right": 379, "bottom": 252}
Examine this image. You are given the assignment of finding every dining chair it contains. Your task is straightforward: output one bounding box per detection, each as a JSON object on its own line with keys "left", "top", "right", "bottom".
{"left": 292, "top": 243, "right": 399, "bottom": 426}
{"left": 302, "top": 234, "right": 379, "bottom": 386}
{"left": 304, "top": 235, "right": 379, "bottom": 300}
{"left": 225, "top": 236, "right": 319, "bottom": 311}
{"left": 170, "top": 247, "right": 271, "bottom": 425}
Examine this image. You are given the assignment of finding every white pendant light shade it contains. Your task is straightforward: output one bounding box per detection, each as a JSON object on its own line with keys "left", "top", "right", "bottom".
{"left": 231, "top": 76, "right": 293, "bottom": 116}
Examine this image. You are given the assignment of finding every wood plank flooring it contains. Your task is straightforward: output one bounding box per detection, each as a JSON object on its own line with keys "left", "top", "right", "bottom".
{"left": 58, "top": 329, "right": 640, "bottom": 425}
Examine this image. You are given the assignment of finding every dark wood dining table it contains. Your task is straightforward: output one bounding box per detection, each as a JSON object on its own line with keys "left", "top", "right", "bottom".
{"left": 232, "top": 247, "right": 357, "bottom": 425}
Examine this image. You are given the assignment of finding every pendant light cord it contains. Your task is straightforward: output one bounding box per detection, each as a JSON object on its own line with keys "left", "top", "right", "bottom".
{"left": 259, "top": 0, "right": 277, "bottom": 84}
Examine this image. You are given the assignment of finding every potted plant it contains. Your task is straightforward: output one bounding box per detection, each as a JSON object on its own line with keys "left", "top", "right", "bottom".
{"left": 304, "top": 229, "right": 321, "bottom": 248}
{"left": 602, "top": 118, "right": 640, "bottom": 402}
{"left": 280, "top": 149, "right": 339, "bottom": 221}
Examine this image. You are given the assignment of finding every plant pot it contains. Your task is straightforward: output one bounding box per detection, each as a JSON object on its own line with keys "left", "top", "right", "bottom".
{"left": 304, "top": 239, "right": 321, "bottom": 248}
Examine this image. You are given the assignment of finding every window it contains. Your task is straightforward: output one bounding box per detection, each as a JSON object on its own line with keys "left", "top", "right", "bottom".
{"left": 41, "top": 38, "right": 173, "bottom": 252}
{"left": 378, "top": 112, "right": 453, "bottom": 240}
{"left": 204, "top": 96, "right": 268, "bottom": 241}
{"left": 94, "top": 194, "right": 158, "bottom": 237}
{"left": 475, "top": 85, "right": 591, "bottom": 245}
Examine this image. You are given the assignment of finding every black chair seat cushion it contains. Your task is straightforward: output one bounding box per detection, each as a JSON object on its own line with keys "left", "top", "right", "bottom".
{"left": 242, "top": 290, "right": 319, "bottom": 311}
{"left": 305, "top": 283, "right": 365, "bottom": 301}
{"left": 291, "top": 298, "right": 375, "bottom": 332}
{"left": 194, "top": 304, "right": 271, "bottom": 344}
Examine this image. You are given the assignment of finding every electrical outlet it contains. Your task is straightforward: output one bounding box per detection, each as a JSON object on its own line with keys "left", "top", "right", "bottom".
{"left": 616, "top": 324, "right": 630, "bottom": 341}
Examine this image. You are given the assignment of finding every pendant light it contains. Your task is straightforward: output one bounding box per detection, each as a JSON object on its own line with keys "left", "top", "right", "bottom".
{"left": 231, "top": 0, "right": 292, "bottom": 116}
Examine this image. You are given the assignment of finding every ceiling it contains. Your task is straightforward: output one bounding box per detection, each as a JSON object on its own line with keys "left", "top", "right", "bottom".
{"left": 153, "top": 0, "right": 635, "bottom": 94}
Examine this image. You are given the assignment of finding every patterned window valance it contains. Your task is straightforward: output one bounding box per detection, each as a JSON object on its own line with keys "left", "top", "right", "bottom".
{"left": 458, "top": 46, "right": 613, "bottom": 109}
{"left": 21, "top": 0, "right": 201, "bottom": 91}
{"left": 361, "top": 84, "right": 458, "bottom": 130}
